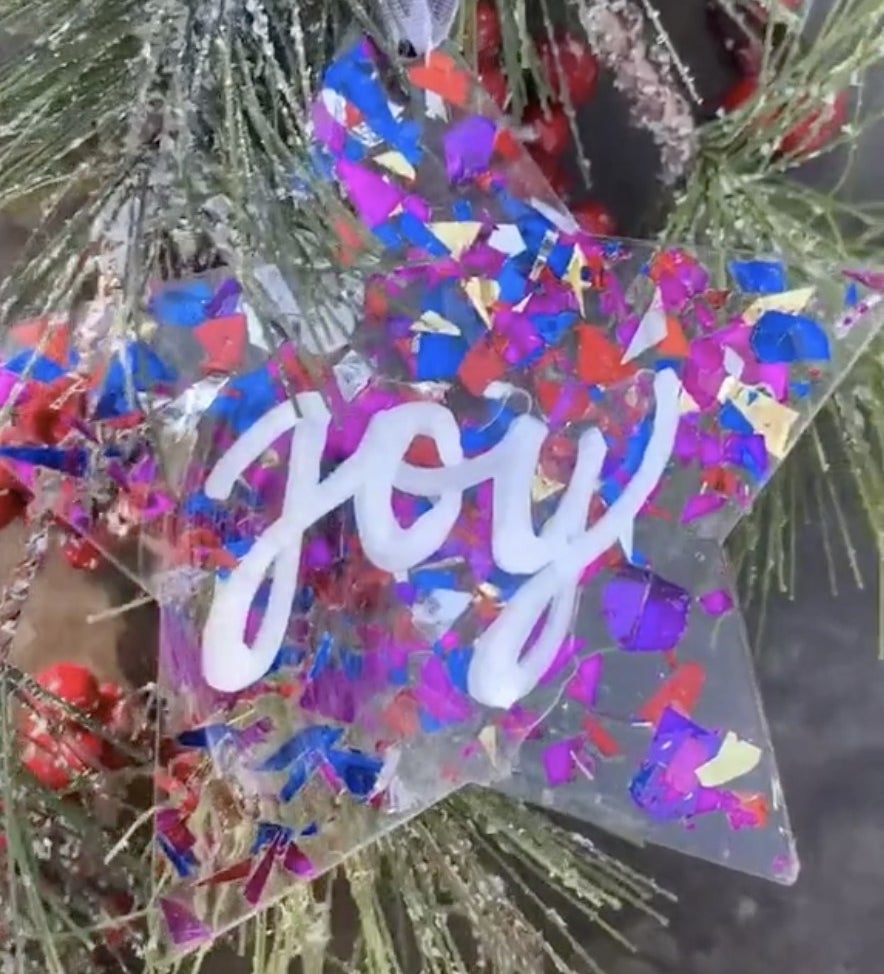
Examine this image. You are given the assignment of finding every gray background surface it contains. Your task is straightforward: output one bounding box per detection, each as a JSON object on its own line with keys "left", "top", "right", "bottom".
{"left": 590, "top": 4, "right": 884, "bottom": 972}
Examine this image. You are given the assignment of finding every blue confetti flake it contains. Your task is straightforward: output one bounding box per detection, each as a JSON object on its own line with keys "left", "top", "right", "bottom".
{"left": 0, "top": 444, "right": 89, "bottom": 476}
{"left": 2, "top": 351, "right": 67, "bottom": 383}
{"left": 415, "top": 332, "right": 469, "bottom": 381}
{"left": 729, "top": 259, "right": 787, "bottom": 295}
{"left": 718, "top": 401, "right": 755, "bottom": 435}
{"left": 149, "top": 280, "right": 213, "bottom": 328}
{"left": 326, "top": 748, "right": 383, "bottom": 799}
{"left": 157, "top": 835, "right": 198, "bottom": 878}
{"left": 445, "top": 648, "right": 473, "bottom": 694}
{"left": 410, "top": 566, "right": 460, "bottom": 591}
{"left": 307, "top": 632, "right": 335, "bottom": 681}
{"left": 94, "top": 341, "right": 178, "bottom": 420}
{"left": 750, "top": 310, "right": 831, "bottom": 363}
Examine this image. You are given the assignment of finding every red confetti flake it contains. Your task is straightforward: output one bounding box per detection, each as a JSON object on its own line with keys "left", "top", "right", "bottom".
{"left": 407, "top": 51, "right": 470, "bottom": 107}
{"left": 658, "top": 316, "right": 691, "bottom": 357}
{"left": 278, "top": 345, "right": 321, "bottom": 392}
{"left": 195, "top": 314, "right": 247, "bottom": 374}
{"left": 404, "top": 434, "right": 442, "bottom": 467}
{"left": 15, "top": 374, "right": 85, "bottom": 444}
{"left": 522, "top": 101, "right": 571, "bottom": 156}
{"left": 704, "top": 289, "right": 730, "bottom": 310}
{"left": 493, "top": 123, "right": 522, "bottom": 161}
{"left": 720, "top": 74, "right": 759, "bottom": 113}
{"left": 198, "top": 859, "right": 253, "bottom": 887}
{"left": 535, "top": 377, "right": 590, "bottom": 422}
{"left": 701, "top": 465, "right": 740, "bottom": 496}
{"left": 381, "top": 690, "right": 419, "bottom": 737}
{"left": 100, "top": 891, "right": 135, "bottom": 951}
{"left": 457, "top": 339, "right": 507, "bottom": 395}
{"left": 637, "top": 661, "right": 706, "bottom": 725}
{"left": 581, "top": 715, "right": 621, "bottom": 758}
{"left": 575, "top": 324, "right": 638, "bottom": 385}
{"left": 10, "top": 317, "right": 52, "bottom": 349}
{"left": 573, "top": 200, "right": 617, "bottom": 237}
{"left": 333, "top": 214, "right": 365, "bottom": 266}
{"left": 363, "top": 281, "right": 390, "bottom": 320}
{"left": 733, "top": 792, "right": 770, "bottom": 829}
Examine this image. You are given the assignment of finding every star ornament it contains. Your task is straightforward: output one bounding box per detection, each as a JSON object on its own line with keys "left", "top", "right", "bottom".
{"left": 310, "top": 37, "right": 884, "bottom": 884}
{"left": 141, "top": 39, "right": 884, "bottom": 951}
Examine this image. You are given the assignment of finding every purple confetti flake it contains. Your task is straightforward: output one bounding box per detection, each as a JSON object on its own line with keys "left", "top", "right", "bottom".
{"left": 542, "top": 737, "right": 584, "bottom": 786}
{"left": 630, "top": 707, "right": 723, "bottom": 822}
{"left": 681, "top": 492, "right": 727, "bottom": 523}
{"left": 282, "top": 842, "right": 314, "bottom": 877}
{"left": 602, "top": 567, "right": 691, "bottom": 652}
{"left": 565, "top": 653, "right": 603, "bottom": 707}
{"left": 443, "top": 116, "right": 497, "bottom": 183}
{"left": 699, "top": 589, "right": 734, "bottom": 616}
{"left": 160, "top": 897, "right": 211, "bottom": 946}
{"left": 335, "top": 158, "right": 404, "bottom": 227}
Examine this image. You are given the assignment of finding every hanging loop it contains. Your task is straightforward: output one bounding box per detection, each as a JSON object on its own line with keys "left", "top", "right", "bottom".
{"left": 379, "top": 0, "right": 462, "bottom": 56}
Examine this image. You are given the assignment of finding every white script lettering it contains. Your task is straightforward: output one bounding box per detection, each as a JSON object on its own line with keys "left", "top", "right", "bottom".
{"left": 200, "top": 370, "right": 682, "bottom": 708}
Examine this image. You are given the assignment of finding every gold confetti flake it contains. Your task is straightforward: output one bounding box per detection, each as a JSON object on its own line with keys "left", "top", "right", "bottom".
{"left": 722, "top": 379, "right": 799, "bottom": 458}
{"left": 411, "top": 311, "right": 461, "bottom": 335}
{"left": 531, "top": 472, "right": 566, "bottom": 502}
{"left": 476, "top": 581, "right": 502, "bottom": 603}
{"left": 427, "top": 221, "right": 482, "bottom": 258}
{"left": 478, "top": 725, "right": 498, "bottom": 766}
{"left": 679, "top": 387, "right": 700, "bottom": 414}
{"left": 565, "top": 246, "right": 589, "bottom": 303}
{"left": 695, "top": 731, "right": 762, "bottom": 787}
{"left": 464, "top": 277, "right": 499, "bottom": 326}
{"left": 743, "top": 288, "right": 814, "bottom": 325}
{"left": 374, "top": 150, "right": 416, "bottom": 180}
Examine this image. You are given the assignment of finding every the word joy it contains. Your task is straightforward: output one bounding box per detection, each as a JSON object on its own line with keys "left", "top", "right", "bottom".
{"left": 201, "top": 370, "right": 681, "bottom": 709}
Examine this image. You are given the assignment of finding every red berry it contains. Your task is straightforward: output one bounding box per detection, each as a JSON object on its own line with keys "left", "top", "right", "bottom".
{"left": 0, "top": 484, "right": 27, "bottom": 530}
{"left": 21, "top": 717, "right": 103, "bottom": 790}
{"left": 779, "top": 90, "right": 848, "bottom": 158}
{"left": 22, "top": 738, "right": 72, "bottom": 790}
{"left": 96, "top": 683, "right": 139, "bottom": 768}
{"left": 720, "top": 74, "right": 759, "bottom": 113}
{"left": 61, "top": 534, "right": 102, "bottom": 571}
{"left": 537, "top": 32, "right": 599, "bottom": 105}
{"left": 35, "top": 661, "right": 101, "bottom": 714}
{"left": 475, "top": 0, "right": 502, "bottom": 59}
{"left": 573, "top": 200, "right": 617, "bottom": 236}
{"left": 101, "top": 891, "right": 135, "bottom": 950}
{"left": 478, "top": 60, "right": 509, "bottom": 110}
{"left": 522, "top": 101, "right": 571, "bottom": 156}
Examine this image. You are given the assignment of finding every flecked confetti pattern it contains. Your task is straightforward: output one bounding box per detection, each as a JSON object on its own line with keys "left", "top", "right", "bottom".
{"left": 305, "top": 35, "right": 884, "bottom": 888}
{"left": 1, "top": 34, "right": 883, "bottom": 955}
